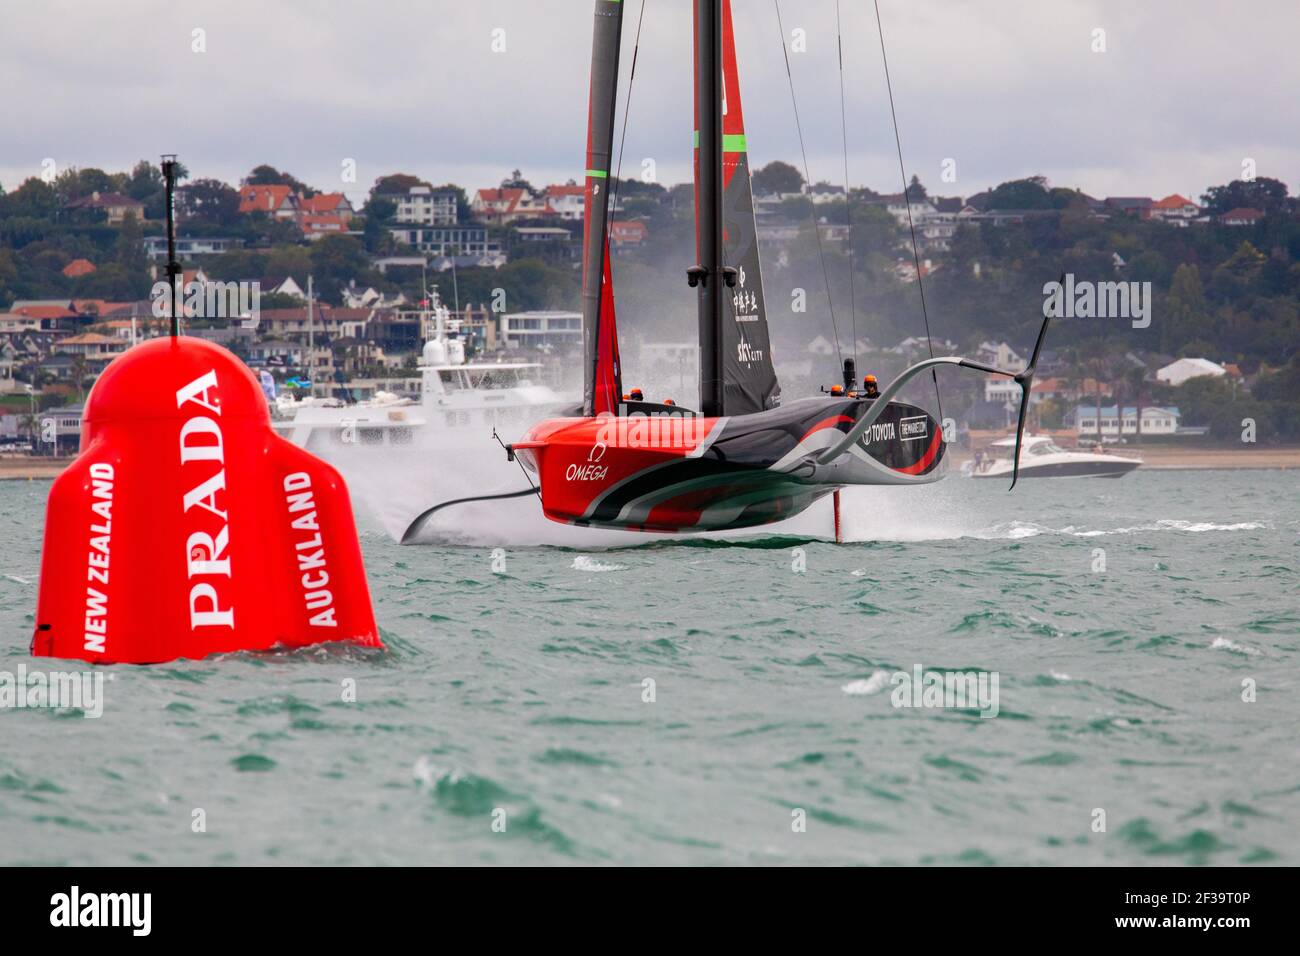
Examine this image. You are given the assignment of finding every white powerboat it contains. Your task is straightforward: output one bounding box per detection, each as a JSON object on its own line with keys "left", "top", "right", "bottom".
{"left": 269, "top": 292, "right": 583, "bottom": 541}
{"left": 968, "top": 435, "right": 1141, "bottom": 480}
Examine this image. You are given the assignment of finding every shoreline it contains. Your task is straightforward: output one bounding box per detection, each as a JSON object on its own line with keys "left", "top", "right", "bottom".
{"left": 4, "top": 446, "right": 1300, "bottom": 480}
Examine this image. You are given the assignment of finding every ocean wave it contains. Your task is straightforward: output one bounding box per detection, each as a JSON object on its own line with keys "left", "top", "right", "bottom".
{"left": 1209, "top": 636, "right": 1261, "bottom": 656}
{"left": 571, "top": 555, "right": 626, "bottom": 572}
{"left": 982, "top": 519, "right": 1268, "bottom": 539}
{"left": 841, "top": 670, "right": 891, "bottom": 695}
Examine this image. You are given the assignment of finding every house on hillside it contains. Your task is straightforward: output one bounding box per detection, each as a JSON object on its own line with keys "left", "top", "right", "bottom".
{"left": 804, "top": 183, "right": 846, "bottom": 205}
{"left": 379, "top": 184, "right": 459, "bottom": 226}
{"left": 1156, "top": 357, "right": 1226, "bottom": 387}
{"left": 63, "top": 192, "right": 146, "bottom": 225}
{"left": 1148, "top": 194, "right": 1201, "bottom": 225}
{"left": 53, "top": 332, "right": 129, "bottom": 361}
{"left": 300, "top": 214, "right": 349, "bottom": 239}
{"left": 543, "top": 184, "right": 586, "bottom": 220}
{"left": 62, "top": 259, "right": 97, "bottom": 278}
{"left": 1220, "top": 207, "right": 1263, "bottom": 227}
{"left": 260, "top": 276, "right": 307, "bottom": 301}
{"left": 298, "top": 192, "right": 355, "bottom": 222}
{"left": 471, "top": 187, "right": 552, "bottom": 224}
{"left": 1104, "top": 197, "right": 1154, "bottom": 218}
{"left": 390, "top": 224, "right": 501, "bottom": 259}
{"left": 142, "top": 235, "right": 242, "bottom": 258}
{"left": 610, "top": 220, "right": 648, "bottom": 246}
{"left": 238, "top": 184, "right": 300, "bottom": 219}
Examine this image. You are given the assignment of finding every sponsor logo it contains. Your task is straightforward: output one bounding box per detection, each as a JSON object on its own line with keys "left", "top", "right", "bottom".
{"left": 736, "top": 338, "right": 764, "bottom": 364}
{"left": 858, "top": 421, "right": 896, "bottom": 445}
{"left": 565, "top": 463, "right": 608, "bottom": 482}
{"left": 283, "top": 472, "right": 338, "bottom": 627}
{"left": 899, "top": 415, "right": 929, "bottom": 442}
{"left": 176, "top": 370, "right": 235, "bottom": 631}
{"left": 83, "top": 462, "right": 114, "bottom": 654}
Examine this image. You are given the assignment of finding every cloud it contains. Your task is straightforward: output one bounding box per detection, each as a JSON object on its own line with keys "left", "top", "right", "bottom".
{"left": 2, "top": 0, "right": 1295, "bottom": 203}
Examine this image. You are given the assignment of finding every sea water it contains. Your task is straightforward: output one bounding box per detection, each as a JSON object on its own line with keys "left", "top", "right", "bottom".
{"left": 0, "top": 469, "right": 1296, "bottom": 865}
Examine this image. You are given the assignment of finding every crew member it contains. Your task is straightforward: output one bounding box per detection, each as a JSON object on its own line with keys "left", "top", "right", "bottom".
{"left": 629, "top": 387, "right": 644, "bottom": 402}
{"left": 862, "top": 374, "right": 880, "bottom": 399}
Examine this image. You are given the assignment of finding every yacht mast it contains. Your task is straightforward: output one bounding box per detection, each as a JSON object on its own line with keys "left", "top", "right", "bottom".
{"left": 692, "top": 0, "right": 725, "bottom": 417}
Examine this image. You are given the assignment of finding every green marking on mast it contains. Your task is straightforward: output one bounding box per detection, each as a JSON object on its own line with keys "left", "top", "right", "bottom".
{"left": 692, "top": 131, "right": 747, "bottom": 152}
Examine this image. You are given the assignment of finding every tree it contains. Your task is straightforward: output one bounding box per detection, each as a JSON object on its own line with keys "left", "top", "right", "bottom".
{"left": 983, "top": 176, "right": 1061, "bottom": 210}
{"left": 115, "top": 211, "right": 148, "bottom": 277}
{"left": 500, "top": 169, "right": 534, "bottom": 192}
{"left": 905, "top": 174, "right": 928, "bottom": 201}
{"left": 1163, "top": 263, "right": 1213, "bottom": 352}
{"left": 1200, "top": 177, "right": 1289, "bottom": 216}
{"left": 125, "top": 160, "right": 164, "bottom": 201}
{"left": 2, "top": 178, "right": 59, "bottom": 219}
{"left": 245, "top": 164, "right": 314, "bottom": 197}
{"left": 752, "top": 160, "right": 804, "bottom": 196}
{"left": 180, "top": 179, "right": 241, "bottom": 228}
{"left": 369, "top": 173, "right": 428, "bottom": 202}
{"left": 309, "top": 235, "right": 371, "bottom": 300}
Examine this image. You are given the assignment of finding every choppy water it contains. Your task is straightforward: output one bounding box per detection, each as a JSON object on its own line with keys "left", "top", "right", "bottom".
{"left": 1, "top": 469, "right": 1297, "bottom": 865}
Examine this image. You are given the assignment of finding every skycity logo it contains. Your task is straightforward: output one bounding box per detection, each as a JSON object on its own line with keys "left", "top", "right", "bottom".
{"left": 890, "top": 665, "right": 1000, "bottom": 718}
{"left": 1043, "top": 273, "right": 1151, "bottom": 329}
{"left": 50, "top": 887, "right": 151, "bottom": 936}
{"left": 151, "top": 277, "right": 260, "bottom": 324}
{"left": 0, "top": 665, "right": 103, "bottom": 718}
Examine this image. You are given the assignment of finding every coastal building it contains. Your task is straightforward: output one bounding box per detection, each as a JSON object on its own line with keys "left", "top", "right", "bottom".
{"left": 542, "top": 184, "right": 586, "bottom": 220}
{"left": 63, "top": 192, "right": 145, "bottom": 225}
{"left": 298, "top": 192, "right": 355, "bottom": 222}
{"left": 1156, "top": 357, "right": 1226, "bottom": 386}
{"left": 62, "top": 259, "right": 97, "bottom": 278}
{"left": 389, "top": 225, "right": 501, "bottom": 259}
{"left": 471, "top": 187, "right": 553, "bottom": 224}
{"left": 53, "top": 332, "right": 129, "bottom": 361}
{"left": 1072, "top": 405, "right": 1180, "bottom": 438}
{"left": 1148, "top": 194, "right": 1201, "bottom": 225}
{"left": 610, "top": 220, "right": 648, "bottom": 246}
{"left": 142, "top": 236, "right": 243, "bottom": 259}
{"left": 381, "top": 184, "right": 459, "bottom": 226}
{"left": 37, "top": 405, "right": 84, "bottom": 453}
{"left": 500, "top": 310, "right": 582, "bottom": 350}
{"left": 1220, "top": 207, "right": 1263, "bottom": 227}
{"left": 238, "top": 184, "right": 300, "bottom": 218}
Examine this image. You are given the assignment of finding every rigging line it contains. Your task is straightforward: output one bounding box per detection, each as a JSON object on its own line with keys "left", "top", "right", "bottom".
{"left": 773, "top": 0, "right": 841, "bottom": 370}
{"left": 610, "top": 0, "right": 648, "bottom": 214}
{"left": 493, "top": 428, "right": 540, "bottom": 498}
{"left": 872, "top": 0, "right": 943, "bottom": 422}
{"left": 835, "top": 0, "right": 856, "bottom": 366}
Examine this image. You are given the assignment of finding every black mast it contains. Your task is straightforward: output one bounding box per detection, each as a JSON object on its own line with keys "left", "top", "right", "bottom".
{"left": 581, "top": 0, "right": 625, "bottom": 416}
{"left": 161, "top": 154, "right": 180, "bottom": 337}
{"left": 690, "top": 0, "right": 725, "bottom": 418}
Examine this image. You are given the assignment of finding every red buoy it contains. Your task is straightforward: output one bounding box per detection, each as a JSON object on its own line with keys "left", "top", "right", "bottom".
{"left": 31, "top": 337, "right": 381, "bottom": 664}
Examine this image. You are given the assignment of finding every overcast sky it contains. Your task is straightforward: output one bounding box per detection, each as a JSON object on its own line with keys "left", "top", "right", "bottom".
{"left": 2, "top": 0, "right": 1296, "bottom": 206}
